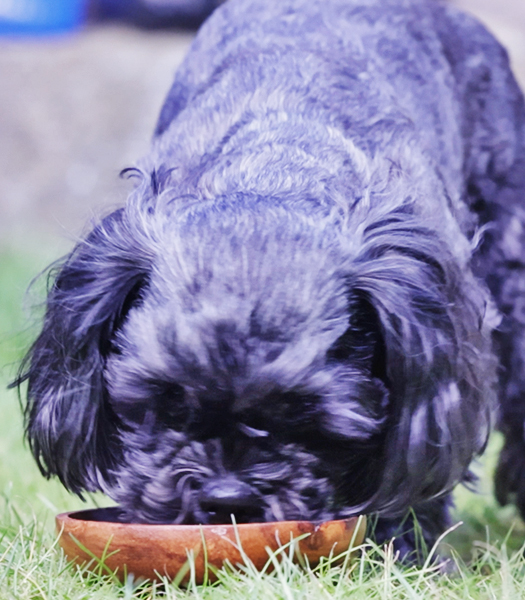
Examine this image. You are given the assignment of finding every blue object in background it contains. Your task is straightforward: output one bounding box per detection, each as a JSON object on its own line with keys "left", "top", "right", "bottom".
{"left": 0, "top": 0, "right": 87, "bottom": 35}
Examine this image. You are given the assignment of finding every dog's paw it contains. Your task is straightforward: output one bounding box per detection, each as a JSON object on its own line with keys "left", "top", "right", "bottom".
{"left": 371, "top": 518, "right": 426, "bottom": 563}
{"left": 370, "top": 496, "right": 451, "bottom": 565}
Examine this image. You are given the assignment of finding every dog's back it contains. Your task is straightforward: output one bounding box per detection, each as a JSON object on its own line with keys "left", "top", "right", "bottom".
{"left": 156, "top": 4, "right": 516, "bottom": 190}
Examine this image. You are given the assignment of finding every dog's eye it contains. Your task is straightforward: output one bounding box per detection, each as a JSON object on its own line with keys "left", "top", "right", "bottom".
{"left": 260, "top": 391, "right": 319, "bottom": 433}
{"left": 153, "top": 382, "right": 189, "bottom": 430}
{"left": 109, "top": 378, "right": 189, "bottom": 430}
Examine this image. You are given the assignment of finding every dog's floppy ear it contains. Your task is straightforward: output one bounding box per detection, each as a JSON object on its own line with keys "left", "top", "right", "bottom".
{"left": 13, "top": 208, "right": 154, "bottom": 495}
{"left": 349, "top": 212, "right": 496, "bottom": 515}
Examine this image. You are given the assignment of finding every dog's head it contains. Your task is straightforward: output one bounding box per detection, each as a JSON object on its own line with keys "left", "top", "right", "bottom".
{"left": 16, "top": 190, "right": 494, "bottom": 523}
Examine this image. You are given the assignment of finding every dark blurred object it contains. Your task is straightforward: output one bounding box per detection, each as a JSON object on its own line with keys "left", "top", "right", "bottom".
{"left": 92, "top": 0, "right": 222, "bottom": 29}
{"left": 0, "top": 0, "right": 87, "bottom": 35}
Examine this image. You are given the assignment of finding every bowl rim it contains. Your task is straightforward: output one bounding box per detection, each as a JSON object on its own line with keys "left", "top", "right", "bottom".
{"left": 57, "top": 506, "right": 364, "bottom": 533}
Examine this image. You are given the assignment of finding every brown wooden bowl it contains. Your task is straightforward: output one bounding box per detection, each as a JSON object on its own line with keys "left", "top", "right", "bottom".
{"left": 56, "top": 507, "right": 366, "bottom": 584}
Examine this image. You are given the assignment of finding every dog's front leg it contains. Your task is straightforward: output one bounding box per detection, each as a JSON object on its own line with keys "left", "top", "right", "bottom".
{"left": 370, "top": 495, "right": 452, "bottom": 563}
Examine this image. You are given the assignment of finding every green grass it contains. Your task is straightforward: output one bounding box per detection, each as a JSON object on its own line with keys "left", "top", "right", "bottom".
{"left": 1, "top": 244, "right": 525, "bottom": 599}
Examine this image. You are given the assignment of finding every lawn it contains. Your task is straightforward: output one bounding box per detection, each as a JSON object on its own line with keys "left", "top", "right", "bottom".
{"left": 1, "top": 243, "right": 525, "bottom": 599}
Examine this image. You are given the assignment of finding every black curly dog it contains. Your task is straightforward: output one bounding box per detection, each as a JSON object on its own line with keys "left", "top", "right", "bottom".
{"left": 14, "top": 0, "right": 525, "bottom": 558}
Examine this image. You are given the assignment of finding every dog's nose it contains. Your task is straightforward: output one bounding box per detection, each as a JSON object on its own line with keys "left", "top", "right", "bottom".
{"left": 199, "top": 477, "right": 260, "bottom": 522}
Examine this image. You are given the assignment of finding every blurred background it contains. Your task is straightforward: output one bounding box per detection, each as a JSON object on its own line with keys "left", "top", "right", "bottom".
{"left": 0, "top": 0, "right": 524, "bottom": 547}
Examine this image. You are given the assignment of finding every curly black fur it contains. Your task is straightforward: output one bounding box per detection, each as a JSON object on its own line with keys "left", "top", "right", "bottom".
{"left": 13, "top": 0, "right": 525, "bottom": 559}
